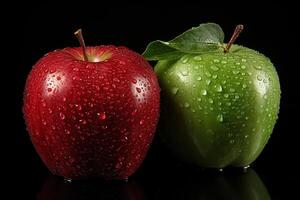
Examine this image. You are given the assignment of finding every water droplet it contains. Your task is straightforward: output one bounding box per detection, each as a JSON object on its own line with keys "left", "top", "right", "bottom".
{"left": 242, "top": 84, "right": 247, "bottom": 88}
{"left": 255, "top": 65, "right": 262, "bottom": 70}
{"left": 181, "top": 57, "right": 189, "bottom": 63}
{"left": 98, "top": 112, "right": 106, "bottom": 120}
{"left": 235, "top": 95, "right": 240, "bottom": 99}
{"left": 73, "top": 67, "right": 79, "bottom": 71}
{"left": 197, "top": 76, "right": 202, "bottom": 81}
{"left": 201, "top": 89, "right": 207, "bottom": 96}
{"left": 213, "top": 59, "right": 220, "bottom": 63}
{"left": 241, "top": 58, "right": 247, "bottom": 62}
{"left": 136, "top": 87, "right": 141, "bottom": 93}
{"left": 232, "top": 70, "right": 240, "bottom": 74}
{"left": 257, "top": 75, "right": 262, "bottom": 81}
{"left": 193, "top": 56, "right": 202, "bottom": 60}
{"left": 221, "top": 60, "right": 227, "bottom": 64}
{"left": 224, "top": 94, "right": 229, "bottom": 98}
{"left": 75, "top": 104, "right": 82, "bottom": 111}
{"left": 215, "top": 84, "right": 223, "bottom": 92}
{"left": 263, "top": 79, "right": 267, "bottom": 83}
{"left": 131, "top": 79, "right": 137, "bottom": 84}
{"left": 47, "top": 88, "right": 52, "bottom": 92}
{"left": 62, "top": 97, "right": 67, "bottom": 102}
{"left": 181, "top": 70, "right": 188, "bottom": 76}
{"left": 263, "top": 94, "right": 267, "bottom": 99}
{"left": 226, "top": 102, "right": 231, "bottom": 106}
{"left": 212, "top": 74, "right": 218, "bottom": 79}
{"left": 229, "top": 88, "right": 235, "bottom": 92}
{"left": 241, "top": 65, "right": 246, "bottom": 69}
{"left": 205, "top": 72, "right": 212, "bottom": 77}
{"left": 139, "top": 119, "right": 145, "bottom": 125}
{"left": 245, "top": 135, "right": 249, "bottom": 138}
{"left": 217, "top": 114, "right": 223, "bottom": 122}
{"left": 206, "top": 80, "right": 211, "bottom": 85}
{"left": 208, "top": 98, "right": 214, "bottom": 104}
{"left": 56, "top": 76, "right": 61, "bottom": 80}
{"left": 171, "top": 87, "right": 179, "bottom": 95}
{"left": 230, "top": 140, "right": 235, "bottom": 144}
{"left": 210, "top": 66, "right": 219, "bottom": 71}
{"left": 65, "top": 129, "right": 70, "bottom": 135}
{"left": 197, "top": 98, "right": 202, "bottom": 102}
{"left": 59, "top": 112, "right": 65, "bottom": 120}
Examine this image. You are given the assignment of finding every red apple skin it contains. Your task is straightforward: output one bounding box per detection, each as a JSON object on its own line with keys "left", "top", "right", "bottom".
{"left": 23, "top": 46, "right": 160, "bottom": 180}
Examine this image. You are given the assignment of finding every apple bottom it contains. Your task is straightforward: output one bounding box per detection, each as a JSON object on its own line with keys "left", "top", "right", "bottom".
{"left": 32, "top": 129, "right": 153, "bottom": 180}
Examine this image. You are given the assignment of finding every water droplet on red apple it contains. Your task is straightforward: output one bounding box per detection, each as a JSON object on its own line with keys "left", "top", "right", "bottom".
{"left": 47, "top": 88, "right": 52, "bottom": 92}
{"left": 98, "top": 112, "right": 106, "bottom": 120}
{"left": 136, "top": 87, "right": 141, "bottom": 93}
{"left": 73, "top": 67, "right": 79, "bottom": 71}
{"left": 131, "top": 79, "right": 137, "bottom": 84}
{"left": 139, "top": 119, "right": 145, "bottom": 125}
{"left": 65, "top": 129, "right": 70, "bottom": 134}
{"left": 59, "top": 112, "right": 65, "bottom": 120}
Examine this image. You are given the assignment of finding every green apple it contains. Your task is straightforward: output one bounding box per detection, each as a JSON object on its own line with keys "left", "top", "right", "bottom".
{"left": 143, "top": 23, "right": 280, "bottom": 168}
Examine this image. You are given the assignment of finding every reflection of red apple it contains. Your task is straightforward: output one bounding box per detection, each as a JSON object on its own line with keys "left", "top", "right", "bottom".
{"left": 23, "top": 29, "right": 160, "bottom": 180}
{"left": 37, "top": 175, "right": 145, "bottom": 200}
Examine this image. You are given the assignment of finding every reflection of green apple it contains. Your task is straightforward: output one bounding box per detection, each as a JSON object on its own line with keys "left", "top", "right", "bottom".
{"left": 143, "top": 23, "right": 280, "bottom": 168}
{"left": 157, "top": 168, "right": 270, "bottom": 200}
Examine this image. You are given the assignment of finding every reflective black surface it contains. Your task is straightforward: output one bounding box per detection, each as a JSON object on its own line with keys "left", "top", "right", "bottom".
{"left": 8, "top": 2, "right": 300, "bottom": 200}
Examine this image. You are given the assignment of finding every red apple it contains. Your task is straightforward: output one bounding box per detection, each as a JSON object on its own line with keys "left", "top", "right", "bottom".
{"left": 23, "top": 30, "right": 160, "bottom": 180}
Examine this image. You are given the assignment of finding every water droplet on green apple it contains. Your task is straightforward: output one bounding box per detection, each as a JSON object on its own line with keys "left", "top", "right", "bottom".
{"left": 208, "top": 98, "right": 214, "bottom": 104}
{"left": 224, "top": 94, "right": 229, "bottom": 98}
{"left": 181, "top": 70, "right": 189, "bottom": 76}
{"left": 242, "top": 84, "right": 247, "bottom": 88}
{"left": 215, "top": 84, "right": 223, "bottom": 92}
{"left": 181, "top": 57, "right": 189, "bottom": 63}
{"left": 255, "top": 65, "right": 262, "bottom": 70}
{"left": 206, "top": 80, "right": 211, "bottom": 85}
{"left": 210, "top": 66, "right": 219, "bottom": 71}
{"left": 213, "top": 59, "right": 220, "bottom": 63}
{"left": 197, "top": 76, "right": 202, "bottom": 81}
{"left": 201, "top": 89, "right": 207, "bottom": 96}
{"left": 197, "top": 97, "right": 202, "bottom": 101}
{"left": 205, "top": 72, "right": 211, "bottom": 77}
{"left": 217, "top": 114, "right": 223, "bottom": 122}
{"left": 257, "top": 75, "right": 263, "bottom": 81}
{"left": 193, "top": 56, "right": 202, "bottom": 60}
{"left": 241, "top": 59, "right": 247, "bottom": 62}
{"left": 212, "top": 74, "right": 218, "bottom": 79}
{"left": 232, "top": 70, "right": 240, "bottom": 74}
{"left": 184, "top": 102, "right": 190, "bottom": 108}
{"left": 171, "top": 87, "right": 179, "bottom": 95}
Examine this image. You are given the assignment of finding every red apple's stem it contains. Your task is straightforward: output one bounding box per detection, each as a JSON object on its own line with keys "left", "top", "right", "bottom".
{"left": 74, "top": 29, "right": 89, "bottom": 61}
{"left": 224, "top": 24, "right": 244, "bottom": 53}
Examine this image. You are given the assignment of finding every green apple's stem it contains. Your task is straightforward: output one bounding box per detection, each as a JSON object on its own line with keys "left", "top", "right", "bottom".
{"left": 224, "top": 24, "right": 244, "bottom": 53}
{"left": 74, "top": 29, "right": 89, "bottom": 61}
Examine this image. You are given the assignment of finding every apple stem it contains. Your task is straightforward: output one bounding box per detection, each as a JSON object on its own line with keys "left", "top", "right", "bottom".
{"left": 224, "top": 24, "right": 244, "bottom": 53}
{"left": 74, "top": 29, "right": 89, "bottom": 61}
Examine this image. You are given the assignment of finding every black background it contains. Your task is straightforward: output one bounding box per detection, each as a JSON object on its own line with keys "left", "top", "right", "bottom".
{"left": 8, "top": 2, "right": 300, "bottom": 199}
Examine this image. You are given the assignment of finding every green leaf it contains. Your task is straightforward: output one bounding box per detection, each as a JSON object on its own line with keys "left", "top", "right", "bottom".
{"left": 143, "top": 23, "right": 224, "bottom": 61}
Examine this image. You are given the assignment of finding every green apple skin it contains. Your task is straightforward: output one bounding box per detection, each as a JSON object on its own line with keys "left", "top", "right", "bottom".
{"left": 155, "top": 45, "right": 280, "bottom": 168}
